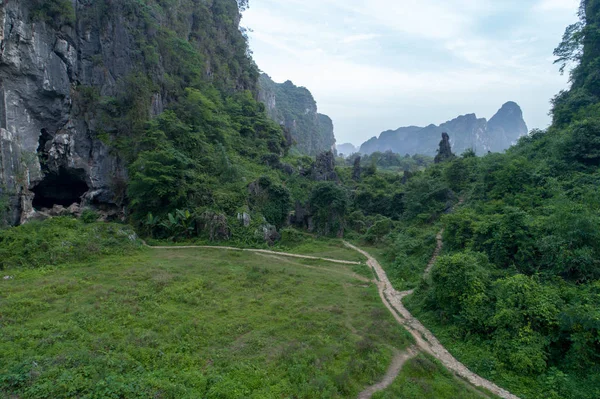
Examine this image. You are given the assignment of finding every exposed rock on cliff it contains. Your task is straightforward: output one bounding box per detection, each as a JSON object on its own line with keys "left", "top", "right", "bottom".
{"left": 258, "top": 73, "right": 336, "bottom": 155}
{"left": 312, "top": 151, "right": 338, "bottom": 182}
{"left": 352, "top": 156, "right": 361, "bottom": 181}
{"left": 0, "top": 0, "right": 255, "bottom": 225}
{"left": 359, "top": 102, "right": 529, "bottom": 156}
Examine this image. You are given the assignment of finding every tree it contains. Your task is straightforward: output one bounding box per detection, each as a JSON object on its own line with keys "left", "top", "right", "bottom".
{"left": 429, "top": 251, "right": 492, "bottom": 331}
{"left": 127, "top": 148, "right": 195, "bottom": 219}
{"left": 554, "top": 20, "right": 585, "bottom": 75}
{"left": 237, "top": 0, "right": 250, "bottom": 12}
{"left": 309, "top": 182, "right": 349, "bottom": 236}
{"left": 562, "top": 119, "right": 600, "bottom": 166}
{"left": 491, "top": 275, "right": 562, "bottom": 375}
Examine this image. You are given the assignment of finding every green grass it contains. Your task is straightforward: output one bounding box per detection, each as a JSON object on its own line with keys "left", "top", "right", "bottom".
{"left": 144, "top": 232, "right": 366, "bottom": 263}
{"left": 373, "top": 353, "right": 495, "bottom": 399}
{"left": 274, "top": 235, "right": 366, "bottom": 263}
{"left": 0, "top": 247, "right": 410, "bottom": 398}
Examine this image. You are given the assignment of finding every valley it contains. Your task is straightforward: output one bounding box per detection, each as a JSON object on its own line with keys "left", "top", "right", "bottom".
{"left": 1, "top": 0, "right": 599, "bottom": 398}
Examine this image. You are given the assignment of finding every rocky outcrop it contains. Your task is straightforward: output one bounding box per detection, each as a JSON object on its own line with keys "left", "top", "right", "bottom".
{"left": 359, "top": 102, "right": 528, "bottom": 156}
{"left": 312, "top": 151, "right": 338, "bottom": 182}
{"left": 434, "top": 133, "right": 456, "bottom": 164}
{"left": 258, "top": 73, "right": 336, "bottom": 155}
{"left": 352, "top": 156, "right": 361, "bottom": 181}
{"left": 197, "top": 211, "right": 230, "bottom": 241}
{"left": 0, "top": 0, "right": 253, "bottom": 225}
{"left": 290, "top": 201, "right": 313, "bottom": 232}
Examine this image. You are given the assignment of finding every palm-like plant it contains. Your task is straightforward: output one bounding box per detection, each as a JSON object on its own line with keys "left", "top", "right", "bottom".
{"left": 143, "top": 213, "right": 160, "bottom": 237}
{"left": 175, "top": 209, "right": 195, "bottom": 238}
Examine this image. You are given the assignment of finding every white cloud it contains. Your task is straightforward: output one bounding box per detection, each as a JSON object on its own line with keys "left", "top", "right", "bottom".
{"left": 341, "top": 34, "right": 381, "bottom": 44}
{"left": 535, "top": 0, "right": 580, "bottom": 12}
{"left": 244, "top": 0, "right": 579, "bottom": 144}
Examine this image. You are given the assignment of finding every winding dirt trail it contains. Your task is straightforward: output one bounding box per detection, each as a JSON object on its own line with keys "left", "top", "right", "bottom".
{"left": 254, "top": 253, "right": 371, "bottom": 283}
{"left": 344, "top": 239, "right": 520, "bottom": 399}
{"left": 145, "top": 239, "right": 518, "bottom": 398}
{"left": 145, "top": 244, "right": 362, "bottom": 265}
{"left": 357, "top": 346, "right": 418, "bottom": 399}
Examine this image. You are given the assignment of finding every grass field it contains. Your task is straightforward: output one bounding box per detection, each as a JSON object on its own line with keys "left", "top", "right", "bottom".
{"left": 373, "top": 353, "right": 496, "bottom": 399}
{"left": 0, "top": 218, "right": 494, "bottom": 399}
{"left": 1, "top": 247, "right": 410, "bottom": 398}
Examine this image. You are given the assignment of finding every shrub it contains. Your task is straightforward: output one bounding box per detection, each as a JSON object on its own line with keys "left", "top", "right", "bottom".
{"left": 80, "top": 209, "right": 100, "bottom": 224}
{"left": 0, "top": 218, "right": 141, "bottom": 270}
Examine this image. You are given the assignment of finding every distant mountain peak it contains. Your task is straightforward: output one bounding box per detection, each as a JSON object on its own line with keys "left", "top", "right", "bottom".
{"left": 359, "top": 102, "right": 528, "bottom": 156}
{"left": 336, "top": 143, "right": 358, "bottom": 157}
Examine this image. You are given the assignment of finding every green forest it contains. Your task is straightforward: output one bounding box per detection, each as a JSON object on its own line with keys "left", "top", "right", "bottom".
{"left": 1, "top": 0, "right": 600, "bottom": 398}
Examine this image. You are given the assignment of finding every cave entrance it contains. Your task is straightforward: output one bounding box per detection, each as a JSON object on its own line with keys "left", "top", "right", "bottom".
{"left": 32, "top": 168, "right": 89, "bottom": 209}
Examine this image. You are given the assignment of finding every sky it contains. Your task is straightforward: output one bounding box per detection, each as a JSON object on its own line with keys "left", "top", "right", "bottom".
{"left": 242, "top": 0, "right": 581, "bottom": 146}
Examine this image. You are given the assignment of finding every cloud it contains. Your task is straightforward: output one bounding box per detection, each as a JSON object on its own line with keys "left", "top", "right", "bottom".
{"left": 535, "top": 0, "right": 580, "bottom": 12}
{"left": 244, "top": 0, "right": 579, "bottom": 144}
{"left": 341, "top": 34, "right": 381, "bottom": 44}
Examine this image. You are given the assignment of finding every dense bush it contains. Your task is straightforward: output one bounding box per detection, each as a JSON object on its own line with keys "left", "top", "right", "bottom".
{"left": 0, "top": 218, "right": 141, "bottom": 270}
{"left": 309, "top": 182, "right": 349, "bottom": 236}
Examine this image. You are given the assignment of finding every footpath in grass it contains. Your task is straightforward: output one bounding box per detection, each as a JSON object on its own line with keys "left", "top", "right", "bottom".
{"left": 1, "top": 247, "right": 410, "bottom": 398}
{"left": 373, "top": 353, "right": 496, "bottom": 399}
{"left": 358, "top": 225, "right": 438, "bottom": 291}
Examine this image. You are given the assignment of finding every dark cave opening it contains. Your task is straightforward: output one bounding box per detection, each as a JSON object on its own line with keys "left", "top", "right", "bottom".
{"left": 32, "top": 168, "right": 89, "bottom": 209}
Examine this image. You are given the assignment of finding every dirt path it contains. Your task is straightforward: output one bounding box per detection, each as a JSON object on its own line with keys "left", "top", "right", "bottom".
{"left": 344, "top": 240, "right": 520, "bottom": 399}
{"left": 145, "top": 243, "right": 362, "bottom": 265}
{"left": 357, "top": 346, "right": 418, "bottom": 399}
{"left": 146, "top": 238, "right": 517, "bottom": 398}
{"left": 423, "top": 230, "right": 444, "bottom": 277}
{"left": 255, "top": 253, "right": 371, "bottom": 283}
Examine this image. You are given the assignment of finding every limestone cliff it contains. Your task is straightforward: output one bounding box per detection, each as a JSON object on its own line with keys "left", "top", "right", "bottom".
{"left": 359, "top": 102, "right": 528, "bottom": 156}
{"left": 0, "top": 0, "right": 255, "bottom": 225}
{"left": 258, "top": 73, "right": 335, "bottom": 155}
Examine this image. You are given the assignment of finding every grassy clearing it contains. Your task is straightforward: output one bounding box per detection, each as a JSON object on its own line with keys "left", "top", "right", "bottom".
{"left": 274, "top": 236, "right": 366, "bottom": 263}
{"left": 0, "top": 247, "right": 410, "bottom": 398}
{"left": 144, "top": 231, "right": 366, "bottom": 264}
{"left": 372, "top": 353, "right": 494, "bottom": 399}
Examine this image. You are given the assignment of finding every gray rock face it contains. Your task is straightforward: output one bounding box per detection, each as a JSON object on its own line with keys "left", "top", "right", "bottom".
{"left": 257, "top": 224, "right": 280, "bottom": 246}
{"left": 434, "top": 133, "right": 456, "bottom": 164}
{"left": 0, "top": 0, "right": 252, "bottom": 225}
{"left": 312, "top": 151, "right": 338, "bottom": 182}
{"left": 258, "top": 73, "right": 336, "bottom": 155}
{"left": 486, "top": 101, "right": 529, "bottom": 153}
{"left": 359, "top": 102, "right": 529, "bottom": 156}
{"left": 352, "top": 156, "right": 361, "bottom": 181}
{"left": 0, "top": 1, "right": 133, "bottom": 224}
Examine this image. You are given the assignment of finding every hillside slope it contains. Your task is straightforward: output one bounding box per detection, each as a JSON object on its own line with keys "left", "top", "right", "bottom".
{"left": 0, "top": 0, "right": 286, "bottom": 226}
{"left": 258, "top": 73, "right": 336, "bottom": 155}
